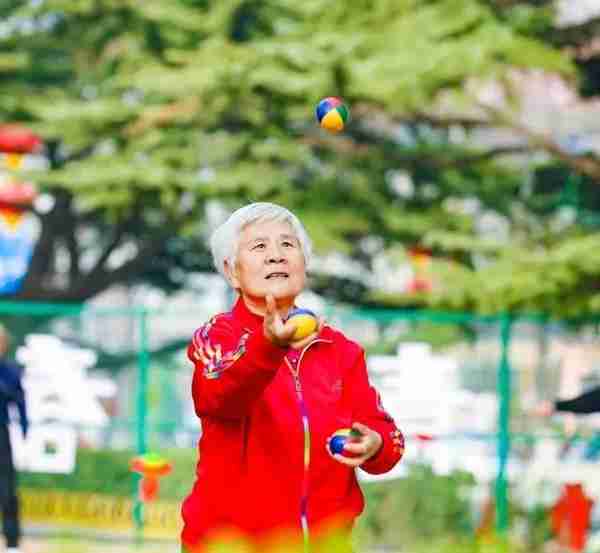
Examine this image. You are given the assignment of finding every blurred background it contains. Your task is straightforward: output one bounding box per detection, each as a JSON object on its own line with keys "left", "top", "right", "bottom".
{"left": 3, "top": 0, "right": 600, "bottom": 552}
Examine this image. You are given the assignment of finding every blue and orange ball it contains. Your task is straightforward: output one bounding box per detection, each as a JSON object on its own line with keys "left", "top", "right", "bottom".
{"left": 286, "top": 308, "right": 318, "bottom": 341}
{"left": 328, "top": 428, "right": 362, "bottom": 456}
{"left": 316, "top": 97, "right": 350, "bottom": 133}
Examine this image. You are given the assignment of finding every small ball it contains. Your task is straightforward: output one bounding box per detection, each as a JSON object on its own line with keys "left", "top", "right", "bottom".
{"left": 286, "top": 308, "right": 318, "bottom": 341}
{"left": 316, "top": 97, "right": 350, "bottom": 133}
{"left": 328, "top": 428, "right": 361, "bottom": 456}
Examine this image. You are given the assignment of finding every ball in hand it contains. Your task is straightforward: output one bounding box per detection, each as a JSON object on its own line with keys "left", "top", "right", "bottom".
{"left": 285, "top": 308, "right": 318, "bottom": 341}
{"left": 328, "top": 428, "right": 361, "bottom": 456}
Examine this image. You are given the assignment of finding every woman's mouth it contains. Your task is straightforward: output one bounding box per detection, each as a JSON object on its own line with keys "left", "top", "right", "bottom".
{"left": 265, "top": 272, "right": 289, "bottom": 279}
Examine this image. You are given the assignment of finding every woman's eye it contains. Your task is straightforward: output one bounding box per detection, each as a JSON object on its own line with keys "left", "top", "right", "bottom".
{"left": 282, "top": 241, "right": 294, "bottom": 247}
{"left": 252, "top": 243, "right": 266, "bottom": 250}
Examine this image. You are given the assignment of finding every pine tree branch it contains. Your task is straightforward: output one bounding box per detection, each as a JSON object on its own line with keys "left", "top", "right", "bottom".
{"left": 63, "top": 198, "right": 81, "bottom": 284}
{"left": 480, "top": 103, "right": 600, "bottom": 180}
{"left": 19, "top": 193, "right": 74, "bottom": 295}
{"left": 88, "top": 221, "right": 128, "bottom": 274}
{"left": 67, "top": 237, "right": 166, "bottom": 301}
{"left": 64, "top": 144, "right": 96, "bottom": 164}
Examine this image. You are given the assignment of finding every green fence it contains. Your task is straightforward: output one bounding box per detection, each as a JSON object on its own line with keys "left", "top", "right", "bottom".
{"left": 2, "top": 300, "right": 599, "bottom": 550}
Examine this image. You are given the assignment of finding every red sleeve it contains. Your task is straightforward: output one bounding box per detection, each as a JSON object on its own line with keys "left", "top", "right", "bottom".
{"left": 188, "top": 315, "right": 287, "bottom": 419}
{"left": 345, "top": 344, "right": 404, "bottom": 475}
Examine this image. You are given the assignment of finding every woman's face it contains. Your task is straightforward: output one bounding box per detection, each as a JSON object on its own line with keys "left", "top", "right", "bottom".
{"left": 226, "top": 219, "right": 306, "bottom": 311}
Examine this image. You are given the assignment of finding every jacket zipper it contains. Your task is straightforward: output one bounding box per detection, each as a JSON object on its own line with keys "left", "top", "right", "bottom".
{"left": 285, "top": 339, "right": 330, "bottom": 553}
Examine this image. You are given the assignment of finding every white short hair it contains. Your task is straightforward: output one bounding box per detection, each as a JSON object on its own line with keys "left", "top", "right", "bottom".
{"left": 210, "top": 202, "right": 313, "bottom": 279}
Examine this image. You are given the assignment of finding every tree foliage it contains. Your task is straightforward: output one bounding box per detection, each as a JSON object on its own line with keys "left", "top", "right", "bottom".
{"left": 2, "top": 0, "right": 599, "bottom": 317}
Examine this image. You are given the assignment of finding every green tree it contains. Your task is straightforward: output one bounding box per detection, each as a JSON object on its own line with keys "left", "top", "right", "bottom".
{"left": 1, "top": 0, "right": 591, "bottom": 317}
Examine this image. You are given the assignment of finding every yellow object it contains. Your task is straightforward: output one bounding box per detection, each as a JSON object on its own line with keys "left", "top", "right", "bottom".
{"left": 4, "top": 153, "right": 23, "bottom": 170}
{"left": 0, "top": 208, "right": 23, "bottom": 231}
{"left": 20, "top": 488, "right": 180, "bottom": 539}
{"left": 287, "top": 309, "right": 318, "bottom": 340}
{"left": 321, "top": 110, "right": 344, "bottom": 133}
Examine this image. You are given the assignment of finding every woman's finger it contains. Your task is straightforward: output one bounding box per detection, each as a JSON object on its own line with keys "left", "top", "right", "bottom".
{"left": 277, "top": 320, "right": 298, "bottom": 341}
{"left": 265, "top": 294, "right": 276, "bottom": 319}
{"left": 332, "top": 454, "right": 366, "bottom": 468}
{"left": 351, "top": 422, "right": 370, "bottom": 435}
{"left": 343, "top": 442, "right": 368, "bottom": 455}
{"left": 263, "top": 295, "right": 275, "bottom": 329}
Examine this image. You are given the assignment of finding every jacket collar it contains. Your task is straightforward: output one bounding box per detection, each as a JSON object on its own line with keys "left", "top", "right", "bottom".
{"left": 232, "top": 296, "right": 265, "bottom": 330}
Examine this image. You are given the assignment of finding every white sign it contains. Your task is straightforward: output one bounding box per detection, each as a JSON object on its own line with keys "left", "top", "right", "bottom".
{"left": 11, "top": 334, "right": 116, "bottom": 474}
{"left": 10, "top": 422, "right": 77, "bottom": 473}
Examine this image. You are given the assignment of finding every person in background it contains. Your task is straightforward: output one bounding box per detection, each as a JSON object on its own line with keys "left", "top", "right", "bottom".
{"left": 0, "top": 325, "right": 28, "bottom": 553}
{"left": 181, "top": 202, "right": 404, "bottom": 553}
{"left": 535, "top": 385, "right": 600, "bottom": 460}
{"left": 535, "top": 386, "right": 600, "bottom": 417}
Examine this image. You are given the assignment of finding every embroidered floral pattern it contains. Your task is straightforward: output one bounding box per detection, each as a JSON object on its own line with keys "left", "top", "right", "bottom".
{"left": 191, "top": 318, "right": 249, "bottom": 380}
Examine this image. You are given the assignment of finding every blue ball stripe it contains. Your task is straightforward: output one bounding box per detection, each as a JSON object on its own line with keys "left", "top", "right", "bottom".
{"left": 316, "top": 100, "right": 333, "bottom": 122}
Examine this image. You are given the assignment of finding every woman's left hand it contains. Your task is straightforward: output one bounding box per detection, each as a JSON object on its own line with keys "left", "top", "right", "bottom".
{"left": 327, "top": 422, "right": 382, "bottom": 467}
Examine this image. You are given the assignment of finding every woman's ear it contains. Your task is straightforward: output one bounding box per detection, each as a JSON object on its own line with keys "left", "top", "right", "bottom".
{"left": 224, "top": 259, "right": 240, "bottom": 289}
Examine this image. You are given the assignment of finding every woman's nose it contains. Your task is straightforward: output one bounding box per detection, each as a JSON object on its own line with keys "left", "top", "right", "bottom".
{"left": 266, "top": 244, "right": 286, "bottom": 263}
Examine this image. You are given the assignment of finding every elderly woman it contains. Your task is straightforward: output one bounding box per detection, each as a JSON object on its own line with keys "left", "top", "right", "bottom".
{"left": 181, "top": 203, "right": 404, "bottom": 553}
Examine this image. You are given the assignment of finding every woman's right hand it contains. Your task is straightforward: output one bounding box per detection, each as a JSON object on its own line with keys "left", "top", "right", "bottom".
{"left": 263, "top": 294, "right": 322, "bottom": 349}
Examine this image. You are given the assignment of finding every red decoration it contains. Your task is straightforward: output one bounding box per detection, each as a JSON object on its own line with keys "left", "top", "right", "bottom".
{"left": 407, "top": 278, "right": 432, "bottom": 293}
{"left": 130, "top": 453, "right": 172, "bottom": 503}
{"left": 551, "top": 483, "right": 594, "bottom": 552}
{"left": 0, "top": 181, "right": 37, "bottom": 207}
{"left": 139, "top": 477, "right": 160, "bottom": 502}
{"left": 407, "top": 246, "right": 433, "bottom": 294}
{"left": 0, "top": 125, "right": 43, "bottom": 154}
{"left": 408, "top": 246, "right": 432, "bottom": 257}
{"left": 0, "top": 206, "right": 24, "bottom": 231}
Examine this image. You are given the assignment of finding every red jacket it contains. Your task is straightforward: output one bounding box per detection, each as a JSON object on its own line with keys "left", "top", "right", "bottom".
{"left": 181, "top": 298, "right": 404, "bottom": 551}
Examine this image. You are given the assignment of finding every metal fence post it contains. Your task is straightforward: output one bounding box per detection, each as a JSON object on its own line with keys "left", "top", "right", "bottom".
{"left": 495, "top": 315, "right": 512, "bottom": 534}
{"left": 133, "top": 307, "right": 149, "bottom": 540}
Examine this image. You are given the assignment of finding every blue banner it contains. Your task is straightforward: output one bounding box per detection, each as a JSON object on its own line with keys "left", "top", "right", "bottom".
{"left": 0, "top": 214, "right": 35, "bottom": 294}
